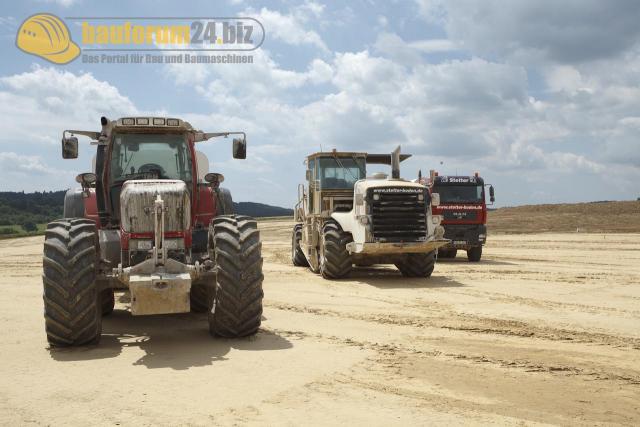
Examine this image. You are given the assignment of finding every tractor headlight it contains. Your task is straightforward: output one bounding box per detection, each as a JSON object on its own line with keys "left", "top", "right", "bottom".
{"left": 418, "top": 193, "right": 424, "bottom": 201}
{"left": 373, "top": 193, "right": 380, "bottom": 201}
{"left": 358, "top": 216, "right": 369, "bottom": 225}
{"left": 435, "top": 225, "right": 445, "bottom": 239}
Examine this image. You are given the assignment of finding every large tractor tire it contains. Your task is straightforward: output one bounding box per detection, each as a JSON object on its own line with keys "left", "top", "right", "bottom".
{"left": 208, "top": 215, "right": 263, "bottom": 337}
{"left": 320, "top": 220, "right": 352, "bottom": 279}
{"left": 467, "top": 246, "right": 482, "bottom": 262}
{"left": 42, "top": 218, "right": 101, "bottom": 347}
{"left": 190, "top": 278, "right": 212, "bottom": 313}
{"left": 63, "top": 189, "right": 85, "bottom": 218}
{"left": 100, "top": 288, "right": 115, "bottom": 316}
{"left": 395, "top": 251, "right": 436, "bottom": 278}
{"left": 217, "top": 188, "right": 234, "bottom": 215}
{"left": 291, "top": 224, "right": 309, "bottom": 267}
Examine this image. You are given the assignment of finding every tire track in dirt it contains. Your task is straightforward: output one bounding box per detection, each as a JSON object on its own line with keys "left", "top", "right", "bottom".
{"left": 264, "top": 326, "right": 640, "bottom": 385}
{"left": 266, "top": 301, "right": 640, "bottom": 349}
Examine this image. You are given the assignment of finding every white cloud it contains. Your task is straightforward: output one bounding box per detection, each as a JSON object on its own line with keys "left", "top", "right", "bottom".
{"left": 244, "top": 5, "right": 329, "bottom": 52}
{"left": 0, "top": 66, "right": 137, "bottom": 191}
{"left": 38, "top": 0, "right": 79, "bottom": 8}
{"left": 417, "top": 0, "right": 640, "bottom": 64}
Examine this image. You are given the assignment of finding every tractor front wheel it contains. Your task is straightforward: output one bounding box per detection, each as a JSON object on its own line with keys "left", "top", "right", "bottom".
{"left": 42, "top": 218, "right": 101, "bottom": 347}
{"left": 208, "top": 215, "right": 263, "bottom": 337}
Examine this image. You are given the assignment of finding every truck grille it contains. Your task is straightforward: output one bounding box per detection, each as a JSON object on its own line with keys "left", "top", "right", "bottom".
{"left": 367, "top": 187, "right": 428, "bottom": 242}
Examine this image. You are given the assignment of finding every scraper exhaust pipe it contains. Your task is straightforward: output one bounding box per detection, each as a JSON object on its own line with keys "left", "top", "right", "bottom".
{"left": 391, "top": 145, "right": 401, "bottom": 179}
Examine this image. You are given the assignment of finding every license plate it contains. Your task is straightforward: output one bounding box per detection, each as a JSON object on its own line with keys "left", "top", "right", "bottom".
{"left": 454, "top": 240, "right": 466, "bottom": 245}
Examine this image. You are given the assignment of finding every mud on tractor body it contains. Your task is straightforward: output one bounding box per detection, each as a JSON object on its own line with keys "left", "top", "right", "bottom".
{"left": 292, "top": 147, "right": 449, "bottom": 279}
{"left": 42, "top": 117, "right": 263, "bottom": 347}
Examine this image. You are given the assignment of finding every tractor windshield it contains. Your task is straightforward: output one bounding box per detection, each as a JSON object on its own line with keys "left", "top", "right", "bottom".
{"left": 109, "top": 133, "right": 193, "bottom": 184}
{"left": 318, "top": 157, "right": 366, "bottom": 189}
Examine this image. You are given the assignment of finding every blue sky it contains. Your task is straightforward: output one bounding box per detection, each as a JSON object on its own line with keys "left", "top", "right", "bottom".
{"left": 1, "top": 0, "right": 639, "bottom": 208}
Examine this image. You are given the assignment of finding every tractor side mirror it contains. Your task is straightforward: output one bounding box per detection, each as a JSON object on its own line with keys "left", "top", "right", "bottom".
{"left": 232, "top": 137, "right": 246, "bottom": 159}
{"left": 62, "top": 135, "right": 78, "bottom": 159}
{"left": 431, "top": 193, "right": 440, "bottom": 207}
{"left": 489, "top": 185, "right": 495, "bottom": 203}
{"left": 305, "top": 169, "right": 312, "bottom": 181}
{"left": 204, "top": 172, "right": 225, "bottom": 188}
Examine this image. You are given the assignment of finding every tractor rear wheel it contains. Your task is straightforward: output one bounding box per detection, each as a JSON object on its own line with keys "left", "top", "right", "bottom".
{"left": 291, "top": 224, "right": 309, "bottom": 266}
{"left": 208, "top": 215, "right": 263, "bottom": 337}
{"left": 395, "top": 251, "right": 436, "bottom": 278}
{"left": 320, "top": 220, "right": 352, "bottom": 279}
{"left": 217, "top": 188, "right": 234, "bottom": 215}
{"left": 467, "top": 246, "right": 482, "bottom": 262}
{"left": 42, "top": 218, "right": 101, "bottom": 347}
{"left": 190, "top": 278, "right": 213, "bottom": 313}
{"left": 100, "top": 288, "right": 115, "bottom": 316}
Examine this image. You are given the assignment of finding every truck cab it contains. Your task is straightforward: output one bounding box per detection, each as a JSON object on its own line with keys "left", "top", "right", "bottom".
{"left": 425, "top": 172, "right": 495, "bottom": 262}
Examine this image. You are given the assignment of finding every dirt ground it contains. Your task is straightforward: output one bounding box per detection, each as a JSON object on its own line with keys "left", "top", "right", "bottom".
{"left": 1, "top": 219, "right": 639, "bottom": 425}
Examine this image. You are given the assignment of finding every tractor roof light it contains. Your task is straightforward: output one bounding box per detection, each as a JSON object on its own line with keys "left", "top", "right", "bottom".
{"left": 153, "top": 118, "right": 166, "bottom": 125}
{"left": 122, "top": 118, "right": 135, "bottom": 125}
{"left": 136, "top": 118, "right": 149, "bottom": 125}
{"left": 166, "top": 118, "right": 180, "bottom": 126}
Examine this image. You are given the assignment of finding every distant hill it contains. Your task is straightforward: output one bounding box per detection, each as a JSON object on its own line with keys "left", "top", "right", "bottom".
{"left": 489, "top": 201, "right": 640, "bottom": 233}
{"left": 235, "top": 202, "right": 292, "bottom": 217}
{"left": 0, "top": 190, "right": 292, "bottom": 230}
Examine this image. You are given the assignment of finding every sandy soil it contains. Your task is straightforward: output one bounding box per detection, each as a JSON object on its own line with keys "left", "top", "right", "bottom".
{"left": 0, "top": 219, "right": 639, "bottom": 425}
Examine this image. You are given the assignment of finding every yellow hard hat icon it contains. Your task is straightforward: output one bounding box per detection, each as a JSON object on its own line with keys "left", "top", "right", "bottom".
{"left": 16, "top": 14, "right": 80, "bottom": 64}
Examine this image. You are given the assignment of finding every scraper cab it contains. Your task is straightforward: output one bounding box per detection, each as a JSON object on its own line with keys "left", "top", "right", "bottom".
{"left": 41, "top": 116, "right": 263, "bottom": 347}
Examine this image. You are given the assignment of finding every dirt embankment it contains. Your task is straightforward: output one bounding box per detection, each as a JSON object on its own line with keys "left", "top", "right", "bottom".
{"left": 489, "top": 200, "right": 640, "bottom": 233}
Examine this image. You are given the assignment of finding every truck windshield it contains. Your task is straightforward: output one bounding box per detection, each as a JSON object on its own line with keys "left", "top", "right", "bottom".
{"left": 110, "top": 133, "right": 193, "bottom": 184}
{"left": 434, "top": 185, "right": 484, "bottom": 203}
{"left": 318, "top": 157, "right": 366, "bottom": 189}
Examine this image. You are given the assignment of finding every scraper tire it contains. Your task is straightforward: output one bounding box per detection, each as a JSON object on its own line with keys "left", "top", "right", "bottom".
{"left": 320, "top": 220, "right": 352, "bottom": 279}
{"left": 395, "top": 251, "right": 436, "bottom": 278}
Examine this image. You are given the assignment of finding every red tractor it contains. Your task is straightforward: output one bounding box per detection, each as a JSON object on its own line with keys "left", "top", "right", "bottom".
{"left": 421, "top": 170, "right": 495, "bottom": 262}
{"left": 43, "top": 116, "right": 263, "bottom": 346}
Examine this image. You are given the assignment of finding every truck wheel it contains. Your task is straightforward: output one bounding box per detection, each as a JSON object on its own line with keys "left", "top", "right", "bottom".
{"left": 100, "top": 289, "right": 115, "bottom": 316}
{"left": 320, "top": 220, "right": 352, "bottom": 279}
{"left": 190, "top": 279, "right": 211, "bottom": 313}
{"left": 291, "top": 224, "right": 309, "bottom": 267}
{"left": 42, "top": 218, "right": 101, "bottom": 347}
{"left": 395, "top": 251, "right": 436, "bottom": 278}
{"left": 467, "top": 246, "right": 482, "bottom": 262}
{"left": 208, "top": 215, "right": 263, "bottom": 337}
